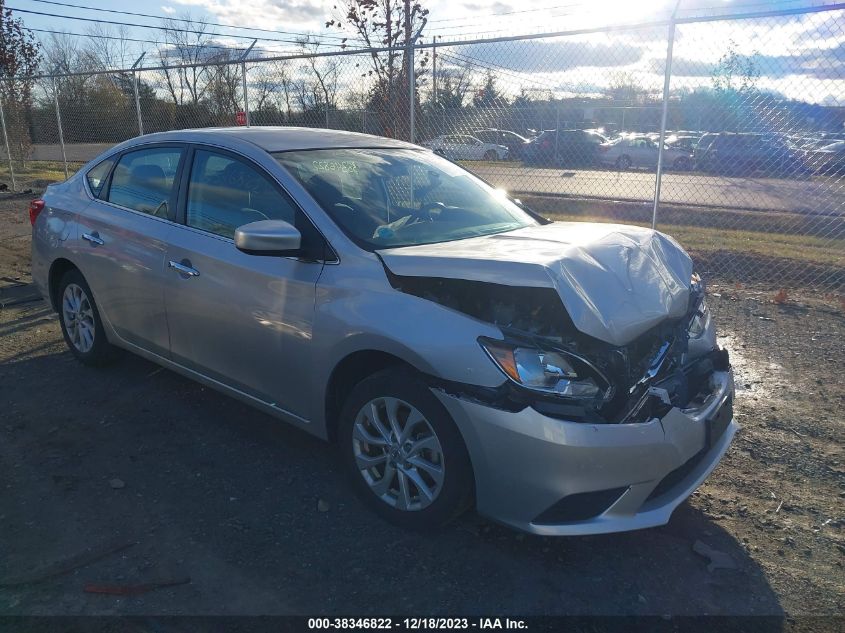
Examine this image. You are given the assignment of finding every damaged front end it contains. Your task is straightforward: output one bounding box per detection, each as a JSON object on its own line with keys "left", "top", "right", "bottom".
{"left": 388, "top": 271, "right": 730, "bottom": 425}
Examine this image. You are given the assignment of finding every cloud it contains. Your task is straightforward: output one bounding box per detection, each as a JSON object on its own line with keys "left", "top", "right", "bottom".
{"left": 169, "top": 0, "right": 327, "bottom": 30}
{"left": 455, "top": 39, "right": 645, "bottom": 74}
{"left": 462, "top": 1, "right": 512, "bottom": 13}
{"left": 161, "top": 5, "right": 177, "bottom": 14}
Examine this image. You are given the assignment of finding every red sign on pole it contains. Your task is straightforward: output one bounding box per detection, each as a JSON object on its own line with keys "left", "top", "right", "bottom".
{"left": 236, "top": 111, "right": 246, "bottom": 126}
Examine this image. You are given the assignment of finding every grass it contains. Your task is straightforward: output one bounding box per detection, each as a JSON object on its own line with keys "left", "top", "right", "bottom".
{"left": 0, "top": 161, "right": 83, "bottom": 191}
{"left": 544, "top": 210, "right": 844, "bottom": 268}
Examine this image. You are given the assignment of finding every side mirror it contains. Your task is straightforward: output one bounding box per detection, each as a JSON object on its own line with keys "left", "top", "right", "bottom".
{"left": 235, "top": 219, "right": 301, "bottom": 256}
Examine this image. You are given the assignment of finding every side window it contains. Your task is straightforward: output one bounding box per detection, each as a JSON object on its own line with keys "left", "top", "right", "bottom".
{"left": 186, "top": 150, "right": 298, "bottom": 239}
{"left": 86, "top": 156, "right": 115, "bottom": 198}
{"left": 107, "top": 147, "right": 183, "bottom": 218}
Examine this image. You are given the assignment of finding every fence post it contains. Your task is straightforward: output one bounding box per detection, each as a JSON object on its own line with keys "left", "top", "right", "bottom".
{"left": 52, "top": 77, "right": 69, "bottom": 180}
{"left": 0, "top": 98, "right": 17, "bottom": 192}
{"left": 240, "top": 40, "right": 257, "bottom": 127}
{"left": 131, "top": 53, "right": 146, "bottom": 135}
{"left": 652, "top": 8, "right": 678, "bottom": 230}
{"left": 408, "top": 41, "right": 416, "bottom": 143}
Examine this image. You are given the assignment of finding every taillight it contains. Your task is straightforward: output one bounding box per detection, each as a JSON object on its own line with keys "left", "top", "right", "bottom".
{"left": 29, "top": 199, "right": 45, "bottom": 226}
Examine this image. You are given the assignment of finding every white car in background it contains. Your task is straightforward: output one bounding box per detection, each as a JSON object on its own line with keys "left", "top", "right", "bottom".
{"left": 599, "top": 135, "right": 693, "bottom": 171}
{"left": 423, "top": 134, "right": 509, "bottom": 161}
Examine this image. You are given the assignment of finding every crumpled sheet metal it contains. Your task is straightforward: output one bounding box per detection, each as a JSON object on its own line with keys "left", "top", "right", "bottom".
{"left": 378, "top": 222, "right": 693, "bottom": 347}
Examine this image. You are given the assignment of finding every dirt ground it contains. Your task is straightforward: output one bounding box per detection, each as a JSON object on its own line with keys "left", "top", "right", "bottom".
{"left": 0, "top": 190, "right": 843, "bottom": 619}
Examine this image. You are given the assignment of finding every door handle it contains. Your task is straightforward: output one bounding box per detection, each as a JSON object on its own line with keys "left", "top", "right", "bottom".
{"left": 81, "top": 232, "right": 104, "bottom": 246}
{"left": 168, "top": 260, "right": 200, "bottom": 277}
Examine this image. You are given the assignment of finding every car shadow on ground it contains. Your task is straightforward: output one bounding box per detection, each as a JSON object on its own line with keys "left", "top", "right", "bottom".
{"left": 0, "top": 347, "right": 783, "bottom": 618}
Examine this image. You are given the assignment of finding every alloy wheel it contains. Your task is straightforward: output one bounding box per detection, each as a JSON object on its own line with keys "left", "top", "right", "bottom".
{"left": 62, "top": 283, "right": 95, "bottom": 354}
{"left": 352, "top": 396, "right": 445, "bottom": 511}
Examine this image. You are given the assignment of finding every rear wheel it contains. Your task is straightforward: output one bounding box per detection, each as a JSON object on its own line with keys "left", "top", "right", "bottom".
{"left": 483, "top": 149, "right": 498, "bottom": 161}
{"left": 616, "top": 155, "right": 632, "bottom": 170}
{"left": 57, "top": 269, "right": 117, "bottom": 366}
{"left": 672, "top": 156, "right": 691, "bottom": 171}
{"left": 339, "top": 368, "right": 473, "bottom": 529}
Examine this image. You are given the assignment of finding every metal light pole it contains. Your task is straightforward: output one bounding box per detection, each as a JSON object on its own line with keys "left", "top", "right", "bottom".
{"left": 131, "top": 52, "right": 146, "bottom": 135}
{"left": 240, "top": 40, "right": 257, "bottom": 127}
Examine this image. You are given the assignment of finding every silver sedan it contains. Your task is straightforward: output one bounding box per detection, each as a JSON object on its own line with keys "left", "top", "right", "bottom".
{"left": 31, "top": 127, "right": 735, "bottom": 534}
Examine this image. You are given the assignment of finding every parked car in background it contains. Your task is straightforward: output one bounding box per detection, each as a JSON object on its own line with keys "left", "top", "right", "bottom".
{"left": 473, "top": 129, "right": 530, "bottom": 160}
{"left": 523, "top": 129, "right": 608, "bottom": 167}
{"left": 422, "top": 134, "right": 508, "bottom": 161}
{"left": 804, "top": 140, "right": 845, "bottom": 175}
{"left": 665, "top": 134, "right": 700, "bottom": 153}
{"left": 31, "top": 127, "right": 735, "bottom": 535}
{"left": 598, "top": 135, "right": 693, "bottom": 171}
{"left": 694, "top": 132, "right": 810, "bottom": 178}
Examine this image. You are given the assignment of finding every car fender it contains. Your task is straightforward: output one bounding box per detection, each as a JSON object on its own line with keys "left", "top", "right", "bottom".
{"left": 309, "top": 259, "right": 508, "bottom": 431}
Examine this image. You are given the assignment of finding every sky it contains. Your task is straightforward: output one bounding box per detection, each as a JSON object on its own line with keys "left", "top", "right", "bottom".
{"left": 8, "top": 0, "right": 845, "bottom": 105}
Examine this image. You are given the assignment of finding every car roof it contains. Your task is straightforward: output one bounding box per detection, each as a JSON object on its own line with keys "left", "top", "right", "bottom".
{"left": 113, "top": 126, "right": 418, "bottom": 153}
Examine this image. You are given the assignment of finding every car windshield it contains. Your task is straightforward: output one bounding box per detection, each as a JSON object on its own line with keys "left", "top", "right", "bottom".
{"left": 274, "top": 148, "right": 537, "bottom": 250}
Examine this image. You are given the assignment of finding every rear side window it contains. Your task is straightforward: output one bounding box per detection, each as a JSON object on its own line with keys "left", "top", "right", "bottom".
{"left": 86, "top": 157, "right": 115, "bottom": 198}
{"left": 107, "top": 147, "right": 183, "bottom": 218}
{"left": 186, "top": 150, "right": 298, "bottom": 239}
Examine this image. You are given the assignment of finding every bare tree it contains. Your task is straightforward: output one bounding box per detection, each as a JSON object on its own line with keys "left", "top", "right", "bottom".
{"left": 327, "top": 0, "right": 429, "bottom": 137}
{"left": 296, "top": 37, "right": 339, "bottom": 119}
{"left": 251, "top": 60, "right": 295, "bottom": 120}
{"left": 155, "top": 14, "right": 218, "bottom": 105}
{"left": 206, "top": 49, "right": 242, "bottom": 121}
{"left": 83, "top": 24, "right": 133, "bottom": 71}
{"left": 437, "top": 59, "right": 472, "bottom": 109}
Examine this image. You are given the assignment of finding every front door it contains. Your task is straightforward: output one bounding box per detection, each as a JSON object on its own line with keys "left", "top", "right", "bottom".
{"left": 163, "top": 148, "right": 325, "bottom": 421}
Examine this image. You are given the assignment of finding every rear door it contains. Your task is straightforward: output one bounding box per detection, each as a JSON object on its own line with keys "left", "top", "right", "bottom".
{"left": 162, "top": 146, "right": 326, "bottom": 421}
{"left": 74, "top": 144, "right": 185, "bottom": 356}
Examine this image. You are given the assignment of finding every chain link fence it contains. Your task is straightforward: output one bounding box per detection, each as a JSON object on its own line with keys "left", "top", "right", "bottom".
{"left": 1, "top": 4, "right": 843, "bottom": 301}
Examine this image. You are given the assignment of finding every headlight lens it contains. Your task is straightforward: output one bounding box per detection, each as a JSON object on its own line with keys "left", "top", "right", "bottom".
{"left": 688, "top": 299, "right": 710, "bottom": 339}
{"left": 479, "top": 338, "right": 608, "bottom": 399}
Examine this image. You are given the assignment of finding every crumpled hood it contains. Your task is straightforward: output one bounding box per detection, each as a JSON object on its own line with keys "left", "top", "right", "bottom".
{"left": 378, "top": 222, "right": 693, "bottom": 346}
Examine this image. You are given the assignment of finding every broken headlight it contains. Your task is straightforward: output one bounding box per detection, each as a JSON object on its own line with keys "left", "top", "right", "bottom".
{"left": 687, "top": 299, "right": 710, "bottom": 339}
{"left": 479, "top": 337, "right": 612, "bottom": 400}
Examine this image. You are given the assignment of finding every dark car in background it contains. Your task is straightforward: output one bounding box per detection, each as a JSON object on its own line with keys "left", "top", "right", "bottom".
{"left": 804, "top": 140, "right": 845, "bottom": 175}
{"left": 523, "top": 129, "right": 608, "bottom": 167}
{"left": 694, "top": 132, "right": 810, "bottom": 178}
{"left": 473, "top": 129, "right": 530, "bottom": 160}
{"left": 665, "top": 134, "right": 700, "bottom": 152}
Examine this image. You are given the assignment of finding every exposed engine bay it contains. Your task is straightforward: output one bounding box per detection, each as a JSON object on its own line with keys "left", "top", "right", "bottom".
{"left": 387, "top": 270, "right": 730, "bottom": 424}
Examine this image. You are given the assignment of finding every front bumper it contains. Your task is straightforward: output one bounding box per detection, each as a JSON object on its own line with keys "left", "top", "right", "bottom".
{"left": 434, "top": 369, "right": 736, "bottom": 535}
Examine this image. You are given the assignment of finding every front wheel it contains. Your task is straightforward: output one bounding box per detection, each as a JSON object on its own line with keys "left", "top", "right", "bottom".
{"left": 339, "top": 368, "right": 473, "bottom": 529}
{"left": 616, "top": 155, "right": 632, "bottom": 170}
{"left": 483, "top": 149, "right": 498, "bottom": 161}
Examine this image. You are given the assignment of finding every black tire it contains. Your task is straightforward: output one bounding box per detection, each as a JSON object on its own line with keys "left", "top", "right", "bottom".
{"left": 338, "top": 368, "right": 473, "bottom": 530}
{"left": 672, "top": 156, "right": 691, "bottom": 171}
{"left": 57, "top": 268, "right": 118, "bottom": 366}
{"left": 483, "top": 149, "right": 497, "bottom": 161}
{"left": 433, "top": 148, "right": 446, "bottom": 157}
{"left": 616, "top": 155, "right": 632, "bottom": 170}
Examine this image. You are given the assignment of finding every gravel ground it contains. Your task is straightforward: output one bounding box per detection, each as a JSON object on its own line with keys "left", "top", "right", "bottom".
{"left": 0, "top": 194, "right": 843, "bottom": 618}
